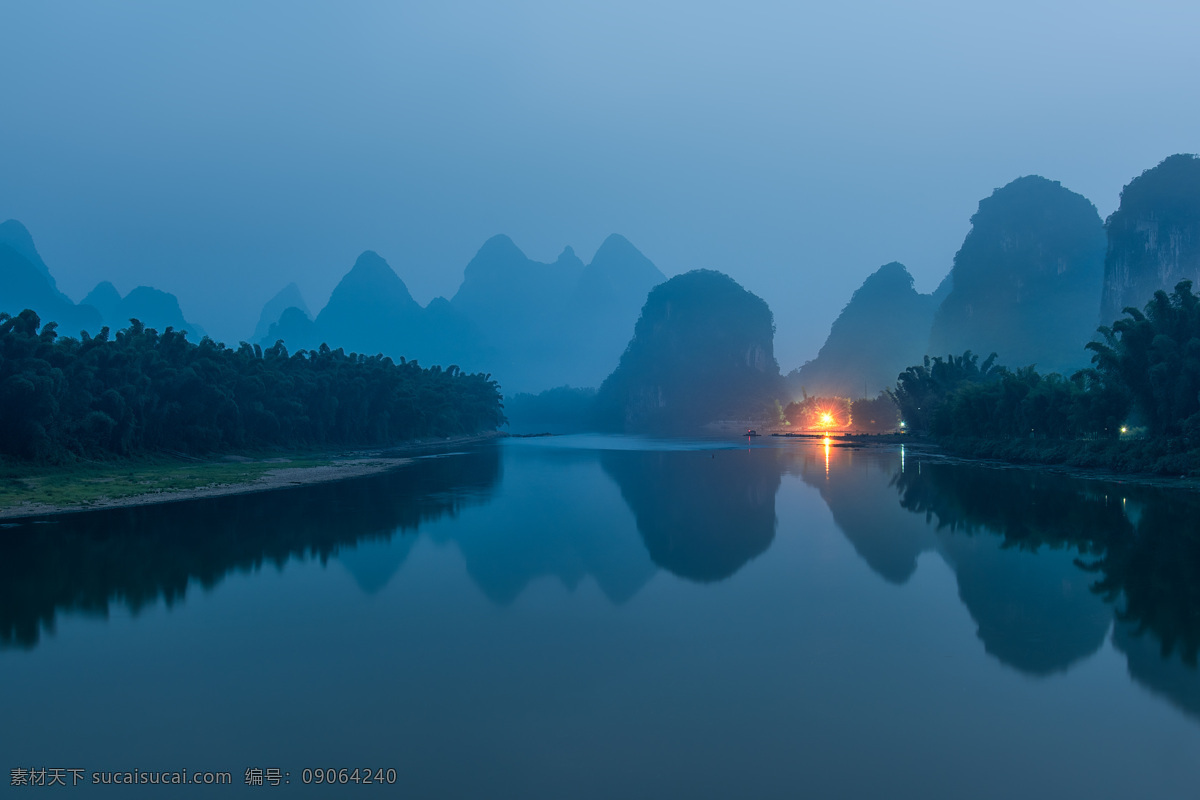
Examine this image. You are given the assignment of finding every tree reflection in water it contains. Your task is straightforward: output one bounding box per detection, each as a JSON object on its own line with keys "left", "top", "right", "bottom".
{"left": 0, "top": 448, "right": 501, "bottom": 649}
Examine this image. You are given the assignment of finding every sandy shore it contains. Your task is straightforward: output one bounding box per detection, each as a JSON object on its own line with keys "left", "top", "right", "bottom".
{"left": 0, "top": 431, "right": 506, "bottom": 520}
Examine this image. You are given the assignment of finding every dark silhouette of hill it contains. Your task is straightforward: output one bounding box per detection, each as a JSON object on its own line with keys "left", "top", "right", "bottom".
{"left": 314, "top": 250, "right": 425, "bottom": 356}
{"left": 1101, "top": 153, "right": 1200, "bottom": 324}
{"left": 593, "top": 269, "right": 782, "bottom": 432}
{"left": 928, "top": 176, "right": 1105, "bottom": 375}
{"left": 0, "top": 220, "right": 101, "bottom": 335}
{"left": 252, "top": 282, "right": 309, "bottom": 343}
{"left": 789, "top": 262, "right": 944, "bottom": 399}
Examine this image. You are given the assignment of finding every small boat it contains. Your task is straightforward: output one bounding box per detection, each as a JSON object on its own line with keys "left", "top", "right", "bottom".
{"left": 746, "top": 429, "right": 760, "bottom": 437}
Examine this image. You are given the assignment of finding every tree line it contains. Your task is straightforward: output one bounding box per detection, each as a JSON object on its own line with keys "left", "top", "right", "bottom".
{"left": 0, "top": 310, "right": 505, "bottom": 462}
{"left": 889, "top": 280, "right": 1200, "bottom": 444}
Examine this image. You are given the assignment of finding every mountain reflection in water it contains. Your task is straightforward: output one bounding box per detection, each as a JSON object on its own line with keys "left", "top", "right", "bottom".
{"left": 600, "top": 447, "right": 780, "bottom": 582}
{"left": 802, "top": 442, "right": 1200, "bottom": 721}
{"left": 3, "top": 435, "right": 1199, "bottom": 728}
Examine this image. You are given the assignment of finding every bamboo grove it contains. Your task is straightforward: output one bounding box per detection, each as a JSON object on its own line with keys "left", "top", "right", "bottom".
{"left": 0, "top": 309, "right": 506, "bottom": 462}
{"left": 888, "top": 281, "right": 1200, "bottom": 471}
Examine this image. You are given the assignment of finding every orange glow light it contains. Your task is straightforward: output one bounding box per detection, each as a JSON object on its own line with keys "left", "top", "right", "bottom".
{"left": 820, "top": 412, "right": 834, "bottom": 426}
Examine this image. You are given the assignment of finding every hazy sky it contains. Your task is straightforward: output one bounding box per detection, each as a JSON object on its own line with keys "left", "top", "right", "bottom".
{"left": 2, "top": 0, "right": 1198, "bottom": 368}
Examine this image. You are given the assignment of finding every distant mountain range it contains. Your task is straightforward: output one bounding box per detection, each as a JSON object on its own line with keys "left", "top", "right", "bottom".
{"left": 793, "top": 154, "right": 1200, "bottom": 399}
{"left": 258, "top": 233, "right": 665, "bottom": 394}
{"left": 5, "top": 153, "right": 1199, "bottom": 405}
{"left": 0, "top": 220, "right": 204, "bottom": 339}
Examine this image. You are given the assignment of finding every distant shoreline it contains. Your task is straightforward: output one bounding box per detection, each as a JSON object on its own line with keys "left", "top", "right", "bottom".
{"left": 815, "top": 432, "right": 1200, "bottom": 493}
{"left": 0, "top": 431, "right": 506, "bottom": 521}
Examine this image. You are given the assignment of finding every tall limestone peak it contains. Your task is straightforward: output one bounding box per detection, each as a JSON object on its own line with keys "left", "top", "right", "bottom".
{"left": 790, "top": 261, "right": 940, "bottom": 398}
{"left": 928, "top": 175, "right": 1105, "bottom": 374}
{"left": 594, "top": 269, "right": 782, "bottom": 432}
{"left": 1101, "top": 154, "right": 1200, "bottom": 322}
{"left": 0, "top": 219, "right": 54, "bottom": 287}
{"left": 315, "top": 250, "right": 422, "bottom": 357}
{"left": 323, "top": 251, "right": 420, "bottom": 315}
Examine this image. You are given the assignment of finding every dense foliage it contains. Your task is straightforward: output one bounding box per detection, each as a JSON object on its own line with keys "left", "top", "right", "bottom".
{"left": 1089, "top": 280, "right": 1200, "bottom": 437}
{"left": 0, "top": 309, "right": 505, "bottom": 462}
{"left": 890, "top": 282, "right": 1200, "bottom": 471}
{"left": 889, "top": 350, "right": 1127, "bottom": 441}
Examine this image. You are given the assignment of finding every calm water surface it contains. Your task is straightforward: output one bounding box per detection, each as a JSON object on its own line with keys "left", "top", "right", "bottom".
{"left": 2, "top": 435, "right": 1199, "bottom": 797}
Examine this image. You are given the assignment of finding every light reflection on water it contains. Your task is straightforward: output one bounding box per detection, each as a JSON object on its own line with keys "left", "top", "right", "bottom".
{"left": 1, "top": 434, "right": 1198, "bottom": 797}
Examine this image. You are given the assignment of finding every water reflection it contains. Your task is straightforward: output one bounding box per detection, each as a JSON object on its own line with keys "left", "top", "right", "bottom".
{"left": 425, "top": 444, "right": 656, "bottom": 605}
{"left": 6, "top": 435, "right": 1200, "bottom": 728}
{"left": 807, "top": 443, "right": 1200, "bottom": 720}
{"left": 0, "top": 449, "right": 501, "bottom": 649}
{"left": 601, "top": 447, "right": 780, "bottom": 582}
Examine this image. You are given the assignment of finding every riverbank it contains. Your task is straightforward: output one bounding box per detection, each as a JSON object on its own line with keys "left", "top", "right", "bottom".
{"left": 0, "top": 431, "right": 506, "bottom": 520}
{"left": 843, "top": 433, "right": 1200, "bottom": 493}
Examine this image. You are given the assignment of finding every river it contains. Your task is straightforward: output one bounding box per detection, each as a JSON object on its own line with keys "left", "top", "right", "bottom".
{"left": 2, "top": 435, "right": 1197, "bottom": 797}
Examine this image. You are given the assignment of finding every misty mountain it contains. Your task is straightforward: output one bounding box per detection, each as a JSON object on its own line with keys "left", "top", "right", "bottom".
{"left": 81, "top": 280, "right": 122, "bottom": 321}
{"left": 258, "top": 250, "right": 486, "bottom": 368}
{"left": 315, "top": 250, "right": 425, "bottom": 356}
{"left": 450, "top": 233, "right": 664, "bottom": 392}
{"left": 928, "top": 175, "right": 1105, "bottom": 375}
{"left": 594, "top": 269, "right": 782, "bottom": 432}
{"left": 0, "top": 219, "right": 56, "bottom": 286}
{"left": 264, "top": 306, "right": 319, "bottom": 350}
{"left": 562, "top": 234, "right": 667, "bottom": 387}
{"left": 0, "top": 220, "right": 101, "bottom": 335}
{"left": 83, "top": 281, "right": 207, "bottom": 339}
{"left": 258, "top": 234, "right": 663, "bottom": 394}
{"left": 1101, "top": 153, "right": 1200, "bottom": 324}
{"left": 0, "top": 219, "right": 208, "bottom": 340}
{"left": 252, "top": 282, "right": 309, "bottom": 344}
{"left": 788, "top": 262, "right": 948, "bottom": 399}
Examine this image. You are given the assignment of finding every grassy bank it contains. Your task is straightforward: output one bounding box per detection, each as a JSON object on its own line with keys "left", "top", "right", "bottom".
{"left": 935, "top": 436, "right": 1200, "bottom": 477}
{"left": 0, "top": 432, "right": 507, "bottom": 518}
{"left": 0, "top": 455, "right": 336, "bottom": 511}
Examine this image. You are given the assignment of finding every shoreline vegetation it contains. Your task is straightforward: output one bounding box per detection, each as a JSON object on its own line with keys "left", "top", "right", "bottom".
{"left": 0, "top": 432, "right": 505, "bottom": 520}
{"left": 0, "top": 309, "right": 506, "bottom": 464}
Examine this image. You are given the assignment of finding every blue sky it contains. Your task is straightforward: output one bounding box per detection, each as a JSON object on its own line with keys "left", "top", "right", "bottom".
{"left": 2, "top": 0, "right": 1197, "bottom": 367}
